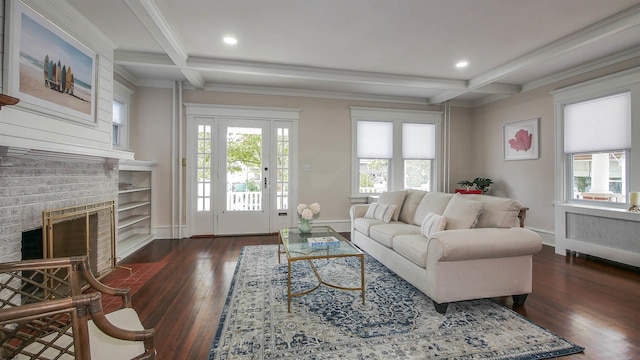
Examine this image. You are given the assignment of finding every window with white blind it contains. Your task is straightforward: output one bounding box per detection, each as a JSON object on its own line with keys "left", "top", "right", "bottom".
{"left": 351, "top": 107, "right": 441, "bottom": 196}
{"left": 403, "top": 122, "right": 435, "bottom": 190}
{"left": 112, "top": 99, "right": 125, "bottom": 146}
{"left": 552, "top": 64, "right": 640, "bottom": 209}
{"left": 112, "top": 81, "right": 133, "bottom": 150}
{"left": 356, "top": 121, "right": 392, "bottom": 193}
{"left": 564, "top": 92, "right": 631, "bottom": 203}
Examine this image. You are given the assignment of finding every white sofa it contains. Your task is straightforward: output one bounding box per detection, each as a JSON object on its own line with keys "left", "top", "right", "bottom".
{"left": 350, "top": 190, "right": 542, "bottom": 313}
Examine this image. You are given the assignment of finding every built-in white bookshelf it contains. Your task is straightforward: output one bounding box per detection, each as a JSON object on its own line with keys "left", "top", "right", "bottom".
{"left": 117, "top": 160, "right": 156, "bottom": 260}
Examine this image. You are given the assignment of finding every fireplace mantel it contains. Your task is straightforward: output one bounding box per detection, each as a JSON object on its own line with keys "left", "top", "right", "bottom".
{"left": 0, "top": 145, "right": 134, "bottom": 165}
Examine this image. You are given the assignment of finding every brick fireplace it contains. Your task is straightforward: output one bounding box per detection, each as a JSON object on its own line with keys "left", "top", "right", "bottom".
{"left": 0, "top": 152, "right": 119, "bottom": 271}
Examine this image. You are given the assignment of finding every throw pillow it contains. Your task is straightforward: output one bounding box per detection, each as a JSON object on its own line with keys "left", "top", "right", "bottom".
{"left": 377, "top": 190, "right": 407, "bottom": 221}
{"left": 442, "top": 193, "right": 484, "bottom": 229}
{"left": 365, "top": 203, "right": 397, "bottom": 223}
{"left": 420, "top": 212, "right": 446, "bottom": 238}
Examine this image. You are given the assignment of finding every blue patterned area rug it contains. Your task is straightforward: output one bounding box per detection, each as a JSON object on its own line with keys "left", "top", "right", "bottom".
{"left": 209, "top": 245, "right": 584, "bottom": 359}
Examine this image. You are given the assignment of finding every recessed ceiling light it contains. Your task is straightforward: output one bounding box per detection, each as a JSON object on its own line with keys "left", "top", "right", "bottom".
{"left": 456, "top": 61, "right": 469, "bottom": 68}
{"left": 223, "top": 36, "right": 238, "bottom": 45}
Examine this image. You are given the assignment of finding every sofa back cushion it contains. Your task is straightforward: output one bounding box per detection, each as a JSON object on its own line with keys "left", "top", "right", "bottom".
{"left": 378, "top": 190, "right": 407, "bottom": 221}
{"left": 465, "top": 194, "right": 522, "bottom": 228}
{"left": 442, "top": 193, "right": 484, "bottom": 229}
{"left": 412, "top": 192, "right": 454, "bottom": 225}
{"left": 398, "top": 189, "right": 427, "bottom": 224}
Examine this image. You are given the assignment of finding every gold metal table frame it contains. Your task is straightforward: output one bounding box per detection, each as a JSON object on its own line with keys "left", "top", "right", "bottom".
{"left": 278, "top": 226, "right": 365, "bottom": 313}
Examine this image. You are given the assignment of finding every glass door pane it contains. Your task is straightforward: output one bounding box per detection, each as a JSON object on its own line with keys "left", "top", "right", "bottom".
{"left": 225, "top": 126, "right": 263, "bottom": 211}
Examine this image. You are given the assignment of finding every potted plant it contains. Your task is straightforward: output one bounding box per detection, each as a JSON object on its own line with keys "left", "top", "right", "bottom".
{"left": 457, "top": 177, "right": 493, "bottom": 194}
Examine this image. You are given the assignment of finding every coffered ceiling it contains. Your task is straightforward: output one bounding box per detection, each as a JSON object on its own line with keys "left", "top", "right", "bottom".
{"left": 65, "top": 0, "right": 640, "bottom": 106}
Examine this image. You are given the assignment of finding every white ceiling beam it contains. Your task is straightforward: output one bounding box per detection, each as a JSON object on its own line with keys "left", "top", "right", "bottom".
{"left": 188, "top": 56, "right": 467, "bottom": 90}
{"left": 429, "top": 83, "right": 520, "bottom": 103}
{"left": 472, "top": 83, "right": 521, "bottom": 95}
{"left": 115, "top": 51, "right": 175, "bottom": 67}
{"left": 432, "top": 3, "right": 640, "bottom": 104}
{"left": 124, "top": 0, "right": 205, "bottom": 88}
{"left": 428, "top": 91, "right": 468, "bottom": 105}
{"left": 113, "top": 64, "right": 140, "bottom": 86}
{"left": 471, "top": 3, "right": 640, "bottom": 89}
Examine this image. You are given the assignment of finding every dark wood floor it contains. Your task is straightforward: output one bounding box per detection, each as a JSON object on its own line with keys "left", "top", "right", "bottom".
{"left": 121, "top": 235, "right": 640, "bottom": 360}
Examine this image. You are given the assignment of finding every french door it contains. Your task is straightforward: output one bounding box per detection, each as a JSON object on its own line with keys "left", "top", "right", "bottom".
{"left": 186, "top": 104, "right": 299, "bottom": 236}
{"left": 216, "top": 119, "right": 270, "bottom": 234}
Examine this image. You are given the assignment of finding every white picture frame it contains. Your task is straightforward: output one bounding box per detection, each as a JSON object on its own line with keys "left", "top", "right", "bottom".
{"left": 503, "top": 118, "right": 539, "bottom": 161}
{"left": 3, "top": 0, "right": 97, "bottom": 124}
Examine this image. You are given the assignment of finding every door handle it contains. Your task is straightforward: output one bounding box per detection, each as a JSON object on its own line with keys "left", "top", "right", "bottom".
{"left": 264, "top": 177, "right": 267, "bottom": 188}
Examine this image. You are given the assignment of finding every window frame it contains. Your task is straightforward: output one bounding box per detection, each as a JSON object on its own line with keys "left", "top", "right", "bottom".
{"left": 112, "top": 81, "right": 134, "bottom": 150}
{"left": 350, "top": 107, "right": 442, "bottom": 200}
{"left": 553, "top": 67, "right": 640, "bottom": 210}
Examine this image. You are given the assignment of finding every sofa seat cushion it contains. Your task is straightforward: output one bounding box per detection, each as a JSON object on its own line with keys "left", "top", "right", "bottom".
{"left": 353, "top": 217, "right": 385, "bottom": 236}
{"left": 369, "top": 223, "right": 422, "bottom": 248}
{"left": 393, "top": 234, "right": 429, "bottom": 268}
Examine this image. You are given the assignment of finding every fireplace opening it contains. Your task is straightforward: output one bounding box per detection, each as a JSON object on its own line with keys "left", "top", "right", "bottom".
{"left": 20, "top": 228, "right": 46, "bottom": 301}
{"left": 22, "top": 216, "right": 98, "bottom": 274}
{"left": 21, "top": 228, "right": 43, "bottom": 260}
{"left": 20, "top": 216, "right": 100, "bottom": 301}
{"left": 39, "top": 201, "right": 117, "bottom": 278}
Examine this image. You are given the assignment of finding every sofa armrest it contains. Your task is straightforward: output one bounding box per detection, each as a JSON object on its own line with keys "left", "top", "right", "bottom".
{"left": 428, "top": 227, "right": 542, "bottom": 262}
{"left": 350, "top": 204, "right": 370, "bottom": 220}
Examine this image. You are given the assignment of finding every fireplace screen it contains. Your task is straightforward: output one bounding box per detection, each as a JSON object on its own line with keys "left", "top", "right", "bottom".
{"left": 42, "top": 200, "right": 116, "bottom": 277}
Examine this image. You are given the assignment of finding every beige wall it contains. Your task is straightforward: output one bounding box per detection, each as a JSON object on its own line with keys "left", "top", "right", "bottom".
{"left": 131, "top": 87, "right": 174, "bottom": 230}
{"left": 469, "top": 58, "right": 640, "bottom": 234}
{"left": 184, "top": 91, "right": 440, "bottom": 223}
{"left": 131, "top": 58, "right": 640, "bottom": 238}
{"left": 470, "top": 86, "right": 556, "bottom": 231}
{"left": 447, "top": 106, "right": 474, "bottom": 192}
{"left": 135, "top": 89, "right": 441, "bottom": 231}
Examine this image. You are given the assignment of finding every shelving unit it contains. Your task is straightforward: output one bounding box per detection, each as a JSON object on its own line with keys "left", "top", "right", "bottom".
{"left": 117, "top": 160, "right": 156, "bottom": 261}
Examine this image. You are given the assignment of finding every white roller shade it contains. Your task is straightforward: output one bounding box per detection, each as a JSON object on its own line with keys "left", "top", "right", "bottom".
{"left": 357, "top": 121, "right": 392, "bottom": 158}
{"left": 564, "top": 92, "right": 631, "bottom": 153}
{"left": 402, "top": 123, "right": 435, "bottom": 159}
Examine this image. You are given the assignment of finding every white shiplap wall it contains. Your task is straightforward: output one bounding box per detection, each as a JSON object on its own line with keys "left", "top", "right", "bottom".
{"left": 0, "top": 0, "right": 132, "bottom": 160}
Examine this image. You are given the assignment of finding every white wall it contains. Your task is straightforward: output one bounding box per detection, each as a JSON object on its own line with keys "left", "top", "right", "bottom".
{"left": 0, "top": 0, "right": 130, "bottom": 160}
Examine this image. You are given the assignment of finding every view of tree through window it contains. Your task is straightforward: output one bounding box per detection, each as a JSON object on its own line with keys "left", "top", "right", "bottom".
{"left": 359, "top": 159, "right": 389, "bottom": 193}
{"left": 226, "top": 131, "right": 262, "bottom": 193}
{"left": 404, "top": 159, "right": 431, "bottom": 190}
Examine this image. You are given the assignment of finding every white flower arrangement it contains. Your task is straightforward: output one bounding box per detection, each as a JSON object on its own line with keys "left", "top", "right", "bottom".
{"left": 297, "top": 202, "right": 320, "bottom": 220}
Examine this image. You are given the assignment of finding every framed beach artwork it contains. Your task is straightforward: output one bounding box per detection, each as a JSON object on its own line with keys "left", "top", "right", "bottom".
{"left": 3, "top": 0, "right": 97, "bottom": 124}
{"left": 503, "top": 118, "right": 539, "bottom": 160}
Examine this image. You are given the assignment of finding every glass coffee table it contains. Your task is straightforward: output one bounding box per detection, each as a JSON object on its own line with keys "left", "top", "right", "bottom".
{"left": 278, "top": 226, "right": 365, "bottom": 312}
